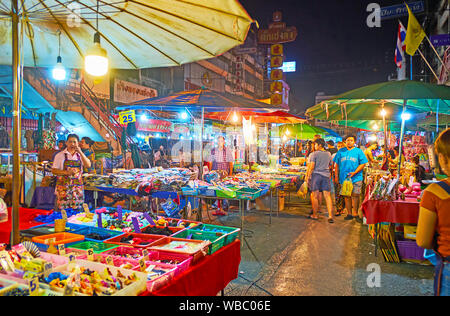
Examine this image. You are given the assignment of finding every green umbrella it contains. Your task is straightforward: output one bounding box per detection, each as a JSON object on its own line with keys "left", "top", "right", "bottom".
{"left": 278, "top": 124, "right": 326, "bottom": 140}
{"left": 332, "top": 120, "right": 406, "bottom": 132}
{"left": 306, "top": 99, "right": 423, "bottom": 122}
{"left": 306, "top": 80, "right": 450, "bottom": 176}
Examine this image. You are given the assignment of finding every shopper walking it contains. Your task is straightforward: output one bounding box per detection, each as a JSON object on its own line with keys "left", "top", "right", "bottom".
{"left": 305, "top": 138, "right": 334, "bottom": 223}
{"left": 417, "top": 128, "right": 450, "bottom": 296}
{"left": 333, "top": 135, "right": 368, "bottom": 222}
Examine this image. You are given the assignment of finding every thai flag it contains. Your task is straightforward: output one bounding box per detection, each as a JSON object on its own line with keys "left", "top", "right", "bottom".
{"left": 395, "top": 22, "right": 407, "bottom": 68}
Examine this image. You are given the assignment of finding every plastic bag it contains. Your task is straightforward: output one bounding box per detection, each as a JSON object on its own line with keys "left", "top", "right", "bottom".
{"left": 340, "top": 177, "right": 354, "bottom": 197}
{"left": 297, "top": 181, "right": 308, "bottom": 199}
{"left": 0, "top": 197, "right": 7, "bottom": 223}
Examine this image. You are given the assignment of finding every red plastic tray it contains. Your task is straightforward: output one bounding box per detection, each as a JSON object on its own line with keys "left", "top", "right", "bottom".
{"left": 106, "top": 233, "right": 164, "bottom": 248}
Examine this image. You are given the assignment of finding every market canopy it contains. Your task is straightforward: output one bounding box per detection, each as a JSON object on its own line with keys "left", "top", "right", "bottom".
{"left": 306, "top": 80, "right": 450, "bottom": 121}
{"left": 117, "top": 89, "right": 280, "bottom": 112}
{"left": 205, "top": 110, "right": 306, "bottom": 123}
{"left": 278, "top": 124, "right": 327, "bottom": 140}
{"left": 0, "top": 0, "right": 254, "bottom": 69}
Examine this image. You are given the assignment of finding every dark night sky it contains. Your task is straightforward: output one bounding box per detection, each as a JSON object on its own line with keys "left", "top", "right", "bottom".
{"left": 239, "top": 0, "right": 433, "bottom": 114}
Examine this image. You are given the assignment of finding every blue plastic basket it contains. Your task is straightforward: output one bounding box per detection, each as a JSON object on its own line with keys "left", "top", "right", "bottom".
{"left": 181, "top": 187, "right": 198, "bottom": 196}
{"left": 198, "top": 186, "right": 216, "bottom": 197}
{"left": 71, "top": 226, "right": 124, "bottom": 242}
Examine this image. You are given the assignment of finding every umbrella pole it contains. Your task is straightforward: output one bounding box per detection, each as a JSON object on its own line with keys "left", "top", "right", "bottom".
{"left": 397, "top": 100, "right": 407, "bottom": 178}
{"left": 200, "top": 107, "right": 204, "bottom": 179}
{"left": 436, "top": 99, "right": 440, "bottom": 135}
{"left": 11, "top": 0, "right": 20, "bottom": 245}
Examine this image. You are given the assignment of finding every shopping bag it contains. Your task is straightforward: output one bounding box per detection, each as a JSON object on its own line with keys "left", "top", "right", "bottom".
{"left": 340, "top": 177, "right": 353, "bottom": 197}
{"left": 0, "top": 197, "right": 7, "bottom": 223}
{"left": 297, "top": 181, "right": 308, "bottom": 199}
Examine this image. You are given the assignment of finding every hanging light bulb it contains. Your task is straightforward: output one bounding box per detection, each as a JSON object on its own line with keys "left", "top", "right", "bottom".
{"left": 53, "top": 31, "right": 66, "bottom": 81}
{"left": 380, "top": 109, "right": 387, "bottom": 117}
{"left": 181, "top": 112, "right": 188, "bottom": 120}
{"left": 232, "top": 111, "right": 238, "bottom": 123}
{"left": 52, "top": 56, "right": 66, "bottom": 81}
{"left": 85, "top": 32, "right": 108, "bottom": 77}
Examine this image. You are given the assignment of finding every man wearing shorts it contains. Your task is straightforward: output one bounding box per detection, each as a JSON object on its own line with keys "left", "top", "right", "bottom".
{"left": 333, "top": 135, "right": 368, "bottom": 222}
{"left": 305, "top": 138, "right": 334, "bottom": 223}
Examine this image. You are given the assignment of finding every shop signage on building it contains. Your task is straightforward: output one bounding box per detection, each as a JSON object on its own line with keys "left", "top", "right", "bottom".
{"left": 114, "top": 79, "right": 158, "bottom": 104}
{"left": 257, "top": 12, "right": 297, "bottom": 44}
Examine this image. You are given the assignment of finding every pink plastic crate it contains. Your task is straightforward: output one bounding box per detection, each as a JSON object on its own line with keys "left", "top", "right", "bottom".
{"left": 147, "top": 251, "right": 193, "bottom": 276}
{"left": 102, "top": 246, "right": 145, "bottom": 260}
{"left": 76, "top": 253, "right": 139, "bottom": 270}
{"left": 132, "top": 262, "right": 178, "bottom": 293}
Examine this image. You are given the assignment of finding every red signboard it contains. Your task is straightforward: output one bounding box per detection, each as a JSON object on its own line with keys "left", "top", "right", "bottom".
{"left": 136, "top": 119, "right": 172, "bottom": 133}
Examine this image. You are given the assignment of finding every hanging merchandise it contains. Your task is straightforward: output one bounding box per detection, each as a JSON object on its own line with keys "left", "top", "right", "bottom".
{"left": 127, "top": 121, "right": 137, "bottom": 137}
{"left": 0, "top": 126, "right": 9, "bottom": 148}
{"left": 42, "top": 130, "right": 56, "bottom": 150}
{"left": 25, "top": 130, "right": 34, "bottom": 152}
{"left": 130, "top": 143, "right": 142, "bottom": 169}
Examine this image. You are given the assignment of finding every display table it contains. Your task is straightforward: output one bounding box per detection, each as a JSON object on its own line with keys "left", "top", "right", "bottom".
{"left": 141, "top": 240, "right": 241, "bottom": 296}
{"left": 362, "top": 198, "right": 420, "bottom": 225}
{"left": 0, "top": 207, "right": 51, "bottom": 244}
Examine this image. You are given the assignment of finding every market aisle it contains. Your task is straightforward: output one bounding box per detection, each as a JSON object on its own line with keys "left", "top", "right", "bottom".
{"left": 214, "top": 194, "right": 434, "bottom": 296}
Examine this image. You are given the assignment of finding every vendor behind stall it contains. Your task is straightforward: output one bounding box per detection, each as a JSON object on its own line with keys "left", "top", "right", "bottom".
{"left": 80, "top": 136, "right": 95, "bottom": 173}
{"left": 52, "top": 134, "right": 91, "bottom": 212}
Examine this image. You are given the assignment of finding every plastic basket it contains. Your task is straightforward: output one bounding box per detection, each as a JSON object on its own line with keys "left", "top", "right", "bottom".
{"left": 50, "top": 259, "right": 147, "bottom": 296}
{"left": 236, "top": 188, "right": 262, "bottom": 200}
{"left": 147, "top": 237, "right": 210, "bottom": 263}
{"left": 76, "top": 252, "right": 138, "bottom": 270}
{"left": 32, "top": 233, "right": 85, "bottom": 252}
{"left": 132, "top": 261, "right": 178, "bottom": 293}
{"left": 20, "top": 223, "right": 84, "bottom": 241}
{"left": 172, "top": 229, "right": 226, "bottom": 255}
{"left": 67, "top": 241, "right": 119, "bottom": 254}
{"left": 216, "top": 188, "right": 237, "bottom": 199}
{"left": 73, "top": 226, "right": 124, "bottom": 242}
{"left": 140, "top": 225, "right": 184, "bottom": 236}
{"left": 0, "top": 279, "right": 64, "bottom": 296}
{"left": 106, "top": 233, "right": 164, "bottom": 248}
{"left": 190, "top": 224, "right": 240, "bottom": 246}
{"left": 396, "top": 239, "right": 426, "bottom": 261}
{"left": 103, "top": 246, "right": 144, "bottom": 260}
{"left": 198, "top": 186, "right": 216, "bottom": 197}
{"left": 146, "top": 251, "right": 193, "bottom": 275}
{"left": 181, "top": 187, "right": 198, "bottom": 196}
{"left": 39, "top": 252, "right": 70, "bottom": 267}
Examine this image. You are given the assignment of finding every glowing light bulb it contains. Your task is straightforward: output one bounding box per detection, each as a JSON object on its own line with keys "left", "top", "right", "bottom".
{"left": 52, "top": 56, "right": 66, "bottom": 81}
{"left": 84, "top": 33, "right": 108, "bottom": 77}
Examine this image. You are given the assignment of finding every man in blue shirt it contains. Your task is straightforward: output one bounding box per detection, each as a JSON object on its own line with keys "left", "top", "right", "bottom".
{"left": 333, "top": 135, "right": 368, "bottom": 222}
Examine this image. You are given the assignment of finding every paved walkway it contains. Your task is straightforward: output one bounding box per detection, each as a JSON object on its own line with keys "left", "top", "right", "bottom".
{"left": 200, "top": 193, "right": 434, "bottom": 296}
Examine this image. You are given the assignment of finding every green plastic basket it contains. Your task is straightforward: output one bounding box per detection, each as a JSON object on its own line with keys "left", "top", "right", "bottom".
{"left": 216, "top": 188, "right": 237, "bottom": 199}
{"left": 172, "top": 229, "right": 226, "bottom": 255}
{"left": 68, "top": 241, "right": 119, "bottom": 254}
{"left": 190, "top": 224, "right": 240, "bottom": 246}
{"left": 236, "top": 188, "right": 262, "bottom": 200}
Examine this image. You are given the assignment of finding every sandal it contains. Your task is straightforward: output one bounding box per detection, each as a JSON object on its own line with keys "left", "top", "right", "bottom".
{"left": 328, "top": 218, "right": 334, "bottom": 224}
{"left": 307, "top": 215, "right": 319, "bottom": 220}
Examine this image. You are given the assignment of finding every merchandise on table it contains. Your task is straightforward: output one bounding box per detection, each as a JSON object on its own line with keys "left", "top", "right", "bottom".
{"left": 83, "top": 168, "right": 195, "bottom": 195}
{"left": 45, "top": 259, "right": 147, "bottom": 296}
{"left": 68, "top": 241, "right": 119, "bottom": 254}
{"left": 106, "top": 233, "right": 163, "bottom": 248}
{"left": 147, "top": 237, "right": 211, "bottom": 263}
